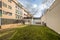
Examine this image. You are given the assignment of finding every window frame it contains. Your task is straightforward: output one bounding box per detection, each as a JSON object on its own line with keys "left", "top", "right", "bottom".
{"left": 8, "top": 5, "right": 12, "bottom": 9}
{"left": 2, "top": 2, "right": 7, "bottom": 7}
{"left": 0, "top": 10, "right": 2, "bottom": 16}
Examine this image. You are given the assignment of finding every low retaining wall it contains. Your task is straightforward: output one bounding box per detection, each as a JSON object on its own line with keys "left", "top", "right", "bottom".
{"left": 1, "top": 23, "right": 23, "bottom": 29}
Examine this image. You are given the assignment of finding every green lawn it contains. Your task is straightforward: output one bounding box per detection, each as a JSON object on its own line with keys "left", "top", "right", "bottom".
{"left": 10, "top": 25, "right": 60, "bottom": 40}
{"left": 0, "top": 29, "right": 16, "bottom": 40}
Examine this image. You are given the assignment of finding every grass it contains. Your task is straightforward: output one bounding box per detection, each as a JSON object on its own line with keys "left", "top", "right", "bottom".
{"left": 10, "top": 25, "right": 60, "bottom": 40}
{"left": 0, "top": 29, "right": 16, "bottom": 40}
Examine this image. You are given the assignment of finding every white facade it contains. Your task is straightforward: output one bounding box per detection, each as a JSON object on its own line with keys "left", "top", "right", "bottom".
{"left": 41, "top": 0, "right": 60, "bottom": 34}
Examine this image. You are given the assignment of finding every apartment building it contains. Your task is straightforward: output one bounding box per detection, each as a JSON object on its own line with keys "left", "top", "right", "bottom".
{"left": 21, "top": 7, "right": 31, "bottom": 18}
{"left": 41, "top": 0, "right": 60, "bottom": 34}
{"left": 0, "top": 0, "right": 32, "bottom": 29}
{"left": 0, "top": 0, "right": 30, "bottom": 29}
{"left": 21, "top": 7, "right": 32, "bottom": 24}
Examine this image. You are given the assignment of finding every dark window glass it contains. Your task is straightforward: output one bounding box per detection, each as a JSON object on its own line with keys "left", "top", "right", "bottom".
{"left": 8, "top": 5, "right": 12, "bottom": 9}
{"left": 0, "top": 10, "right": 2, "bottom": 16}
{"left": 0, "top": 1, "right": 2, "bottom": 8}
{"left": 8, "top": 13, "right": 12, "bottom": 16}
{"left": 1, "top": 19, "right": 15, "bottom": 25}
{"left": 15, "top": 6, "right": 17, "bottom": 8}
{"left": 1, "top": 18, "right": 21, "bottom": 25}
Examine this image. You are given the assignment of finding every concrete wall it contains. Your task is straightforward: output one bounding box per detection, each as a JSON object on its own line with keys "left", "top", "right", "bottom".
{"left": 41, "top": 0, "right": 60, "bottom": 34}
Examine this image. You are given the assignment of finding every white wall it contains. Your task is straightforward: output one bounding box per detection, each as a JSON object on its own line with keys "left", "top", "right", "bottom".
{"left": 41, "top": 0, "right": 60, "bottom": 34}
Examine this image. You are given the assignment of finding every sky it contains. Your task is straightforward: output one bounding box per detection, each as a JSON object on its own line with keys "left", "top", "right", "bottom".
{"left": 18, "top": 0, "right": 55, "bottom": 17}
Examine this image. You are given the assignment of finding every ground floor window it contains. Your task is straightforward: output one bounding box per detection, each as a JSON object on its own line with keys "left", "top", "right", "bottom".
{"left": 1, "top": 18, "right": 21, "bottom": 25}
{"left": 0, "top": 10, "right": 2, "bottom": 16}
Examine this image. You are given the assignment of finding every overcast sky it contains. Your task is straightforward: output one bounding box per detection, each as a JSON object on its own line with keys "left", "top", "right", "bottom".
{"left": 18, "top": 0, "right": 55, "bottom": 17}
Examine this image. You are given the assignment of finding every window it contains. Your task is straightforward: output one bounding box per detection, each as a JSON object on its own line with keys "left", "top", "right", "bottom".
{"left": 16, "top": 11, "right": 17, "bottom": 13}
{"left": 8, "top": 13, "right": 12, "bottom": 16}
{"left": 18, "top": 16, "right": 20, "bottom": 19}
{"left": 16, "top": 16, "right": 18, "bottom": 18}
{"left": 0, "top": 10, "right": 2, "bottom": 16}
{"left": 1, "top": 19, "right": 15, "bottom": 25}
{"left": 19, "top": 10, "right": 22, "bottom": 14}
{"left": 3, "top": 11, "right": 12, "bottom": 16}
{"left": 3, "top": 2, "right": 7, "bottom": 7}
{"left": 0, "top": 1, "right": 2, "bottom": 8}
{"left": 15, "top": 6, "right": 17, "bottom": 8}
{"left": 16, "top": 15, "right": 18, "bottom": 19}
{"left": 15, "top": 6, "right": 20, "bottom": 9}
{"left": 8, "top": 5, "right": 12, "bottom": 9}
{"left": 16, "top": 10, "right": 21, "bottom": 14}
{"left": 16, "top": 10, "right": 18, "bottom": 13}
{"left": 8, "top": 0, "right": 12, "bottom": 3}
{"left": 18, "top": 7, "right": 19, "bottom": 9}
{"left": 3, "top": 11, "right": 7, "bottom": 15}
{"left": 16, "top": 14, "right": 19, "bottom": 19}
